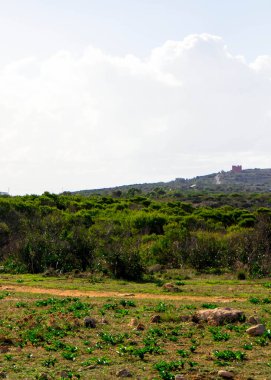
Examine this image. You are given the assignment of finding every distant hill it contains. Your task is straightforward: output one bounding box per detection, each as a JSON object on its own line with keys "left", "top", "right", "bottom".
{"left": 73, "top": 168, "right": 271, "bottom": 196}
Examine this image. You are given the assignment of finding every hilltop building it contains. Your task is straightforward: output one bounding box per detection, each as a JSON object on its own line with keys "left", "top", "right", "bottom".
{"left": 232, "top": 165, "right": 242, "bottom": 173}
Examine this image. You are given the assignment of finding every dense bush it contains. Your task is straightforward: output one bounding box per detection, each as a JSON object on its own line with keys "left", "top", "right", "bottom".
{"left": 0, "top": 192, "right": 271, "bottom": 278}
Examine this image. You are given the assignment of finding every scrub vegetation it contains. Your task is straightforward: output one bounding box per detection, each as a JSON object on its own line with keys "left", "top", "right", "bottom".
{"left": 0, "top": 191, "right": 271, "bottom": 378}
{"left": 0, "top": 191, "right": 271, "bottom": 279}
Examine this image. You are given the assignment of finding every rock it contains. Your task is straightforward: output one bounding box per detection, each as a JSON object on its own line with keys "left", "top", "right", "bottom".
{"left": 128, "top": 318, "right": 138, "bottom": 327}
{"left": 135, "top": 323, "right": 145, "bottom": 331}
{"left": 164, "top": 282, "right": 174, "bottom": 289}
{"left": 192, "top": 307, "right": 244, "bottom": 326}
{"left": 101, "top": 317, "right": 109, "bottom": 324}
{"left": 84, "top": 317, "right": 97, "bottom": 328}
{"left": 123, "top": 293, "right": 135, "bottom": 297}
{"left": 59, "top": 371, "right": 69, "bottom": 379}
{"left": 247, "top": 315, "right": 260, "bottom": 325}
{"left": 175, "top": 375, "right": 186, "bottom": 380}
{"left": 150, "top": 315, "right": 161, "bottom": 323}
{"left": 116, "top": 369, "right": 132, "bottom": 377}
{"left": 218, "top": 370, "right": 234, "bottom": 379}
{"left": 246, "top": 324, "right": 266, "bottom": 336}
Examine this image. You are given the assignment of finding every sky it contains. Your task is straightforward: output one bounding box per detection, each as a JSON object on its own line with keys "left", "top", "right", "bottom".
{"left": 1, "top": 0, "right": 271, "bottom": 194}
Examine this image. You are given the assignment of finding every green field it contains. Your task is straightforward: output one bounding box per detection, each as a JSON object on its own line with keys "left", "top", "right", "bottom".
{"left": 0, "top": 273, "right": 270, "bottom": 380}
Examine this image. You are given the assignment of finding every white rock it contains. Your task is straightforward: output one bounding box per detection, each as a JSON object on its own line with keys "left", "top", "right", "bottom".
{"left": 246, "top": 324, "right": 266, "bottom": 336}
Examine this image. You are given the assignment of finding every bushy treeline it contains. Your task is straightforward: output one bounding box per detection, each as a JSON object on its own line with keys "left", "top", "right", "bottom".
{"left": 1, "top": 192, "right": 271, "bottom": 279}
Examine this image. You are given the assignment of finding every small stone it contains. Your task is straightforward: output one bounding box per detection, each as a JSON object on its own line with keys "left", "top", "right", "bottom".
{"left": 248, "top": 315, "right": 260, "bottom": 325}
{"left": 175, "top": 375, "right": 186, "bottom": 380}
{"left": 218, "top": 370, "right": 234, "bottom": 379}
{"left": 84, "top": 317, "right": 96, "bottom": 328}
{"left": 116, "top": 368, "right": 132, "bottom": 377}
{"left": 246, "top": 324, "right": 266, "bottom": 336}
{"left": 135, "top": 323, "right": 145, "bottom": 331}
{"left": 101, "top": 317, "right": 109, "bottom": 324}
{"left": 123, "top": 293, "right": 135, "bottom": 297}
{"left": 85, "top": 365, "right": 96, "bottom": 369}
{"left": 150, "top": 315, "right": 161, "bottom": 323}
{"left": 59, "top": 371, "right": 69, "bottom": 379}
{"left": 128, "top": 318, "right": 138, "bottom": 327}
{"left": 164, "top": 282, "right": 174, "bottom": 289}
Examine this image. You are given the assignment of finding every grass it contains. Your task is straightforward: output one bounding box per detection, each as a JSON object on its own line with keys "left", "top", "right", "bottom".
{"left": 0, "top": 272, "right": 270, "bottom": 379}
{"left": 1, "top": 271, "right": 271, "bottom": 299}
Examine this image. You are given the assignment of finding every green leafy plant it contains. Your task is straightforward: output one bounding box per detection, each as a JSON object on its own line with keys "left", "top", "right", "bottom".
{"left": 214, "top": 350, "right": 246, "bottom": 362}
{"left": 209, "top": 326, "right": 230, "bottom": 341}
{"left": 201, "top": 303, "right": 218, "bottom": 309}
{"left": 42, "top": 357, "right": 57, "bottom": 367}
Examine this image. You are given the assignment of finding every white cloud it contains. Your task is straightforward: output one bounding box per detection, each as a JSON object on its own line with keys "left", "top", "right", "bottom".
{"left": 0, "top": 33, "right": 271, "bottom": 194}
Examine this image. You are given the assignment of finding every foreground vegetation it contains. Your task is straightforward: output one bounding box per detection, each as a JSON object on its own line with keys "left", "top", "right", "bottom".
{"left": 0, "top": 191, "right": 271, "bottom": 378}
{"left": 0, "top": 272, "right": 270, "bottom": 379}
{"left": 1, "top": 191, "right": 271, "bottom": 279}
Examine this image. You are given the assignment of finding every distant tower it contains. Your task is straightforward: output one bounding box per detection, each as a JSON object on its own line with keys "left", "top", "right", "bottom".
{"left": 232, "top": 165, "right": 242, "bottom": 173}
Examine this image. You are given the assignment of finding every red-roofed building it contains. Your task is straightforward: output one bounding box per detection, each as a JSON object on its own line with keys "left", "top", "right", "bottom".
{"left": 232, "top": 165, "right": 242, "bottom": 173}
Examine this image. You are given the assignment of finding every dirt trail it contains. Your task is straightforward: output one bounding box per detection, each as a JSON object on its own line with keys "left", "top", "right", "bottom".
{"left": 0, "top": 284, "right": 245, "bottom": 303}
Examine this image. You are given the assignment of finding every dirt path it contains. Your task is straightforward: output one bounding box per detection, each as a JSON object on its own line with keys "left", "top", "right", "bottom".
{"left": 0, "top": 284, "right": 245, "bottom": 303}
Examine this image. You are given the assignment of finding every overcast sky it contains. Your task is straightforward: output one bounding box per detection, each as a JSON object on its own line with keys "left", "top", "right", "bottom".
{"left": 1, "top": 0, "right": 271, "bottom": 194}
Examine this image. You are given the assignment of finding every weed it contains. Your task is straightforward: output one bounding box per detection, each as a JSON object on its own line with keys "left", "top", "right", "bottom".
{"left": 249, "top": 297, "right": 260, "bottom": 304}
{"left": 177, "top": 349, "right": 190, "bottom": 358}
{"left": 175, "top": 281, "right": 185, "bottom": 286}
{"left": 16, "top": 301, "right": 27, "bottom": 308}
{"left": 188, "top": 361, "right": 198, "bottom": 368}
{"left": 0, "top": 291, "right": 10, "bottom": 300}
{"left": 209, "top": 326, "right": 230, "bottom": 341}
{"left": 189, "top": 345, "right": 197, "bottom": 353}
{"left": 214, "top": 350, "right": 246, "bottom": 362}
{"left": 95, "top": 356, "right": 111, "bottom": 365}
{"left": 155, "top": 302, "right": 168, "bottom": 312}
{"left": 82, "top": 356, "right": 110, "bottom": 366}
{"left": 148, "top": 327, "right": 165, "bottom": 337}
{"left": 114, "top": 308, "right": 129, "bottom": 317}
{"left": 154, "top": 360, "right": 185, "bottom": 380}
{"left": 201, "top": 303, "right": 218, "bottom": 309}
{"left": 182, "top": 304, "right": 197, "bottom": 310}
{"left": 42, "top": 357, "right": 57, "bottom": 367}
{"left": 243, "top": 343, "right": 253, "bottom": 350}
{"left": 119, "top": 299, "right": 136, "bottom": 307}
{"left": 99, "top": 332, "right": 128, "bottom": 345}
{"left": 255, "top": 336, "right": 269, "bottom": 346}
{"left": 102, "top": 302, "right": 118, "bottom": 310}
{"left": 62, "top": 345, "right": 79, "bottom": 361}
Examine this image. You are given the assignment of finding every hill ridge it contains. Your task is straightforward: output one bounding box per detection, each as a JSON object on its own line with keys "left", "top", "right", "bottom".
{"left": 73, "top": 168, "right": 271, "bottom": 195}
